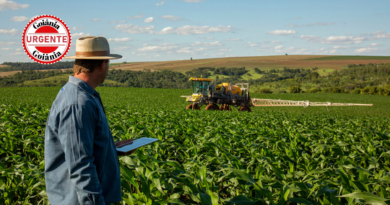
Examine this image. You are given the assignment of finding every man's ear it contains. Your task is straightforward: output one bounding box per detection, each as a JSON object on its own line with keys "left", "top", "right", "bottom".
{"left": 99, "top": 60, "right": 107, "bottom": 72}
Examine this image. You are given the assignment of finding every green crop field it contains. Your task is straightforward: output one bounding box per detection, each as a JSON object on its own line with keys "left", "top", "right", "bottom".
{"left": 1, "top": 87, "right": 390, "bottom": 204}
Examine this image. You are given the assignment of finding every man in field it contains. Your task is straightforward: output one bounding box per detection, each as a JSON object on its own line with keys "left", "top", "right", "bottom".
{"left": 44, "top": 36, "right": 132, "bottom": 205}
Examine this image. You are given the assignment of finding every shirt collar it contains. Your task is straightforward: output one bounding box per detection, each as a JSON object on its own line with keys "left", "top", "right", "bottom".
{"left": 68, "top": 75, "right": 98, "bottom": 98}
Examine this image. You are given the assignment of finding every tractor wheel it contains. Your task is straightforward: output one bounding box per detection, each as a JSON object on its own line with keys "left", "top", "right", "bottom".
{"left": 239, "top": 106, "right": 251, "bottom": 112}
{"left": 193, "top": 104, "right": 200, "bottom": 110}
{"left": 186, "top": 104, "right": 193, "bottom": 110}
{"left": 220, "top": 104, "right": 231, "bottom": 111}
{"left": 205, "top": 104, "right": 219, "bottom": 110}
{"left": 227, "top": 105, "right": 232, "bottom": 111}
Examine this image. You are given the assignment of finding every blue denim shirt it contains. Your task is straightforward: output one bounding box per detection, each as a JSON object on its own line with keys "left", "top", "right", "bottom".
{"left": 45, "top": 76, "right": 121, "bottom": 205}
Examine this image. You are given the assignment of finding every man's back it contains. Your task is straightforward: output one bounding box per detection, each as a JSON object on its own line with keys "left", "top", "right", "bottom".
{"left": 44, "top": 76, "right": 121, "bottom": 205}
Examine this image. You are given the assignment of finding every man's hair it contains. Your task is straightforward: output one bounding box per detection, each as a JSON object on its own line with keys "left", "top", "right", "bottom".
{"left": 73, "top": 59, "right": 106, "bottom": 74}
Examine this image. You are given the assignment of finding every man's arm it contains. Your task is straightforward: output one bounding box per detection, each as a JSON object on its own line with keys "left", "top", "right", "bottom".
{"left": 57, "top": 104, "right": 105, "bottom": 205}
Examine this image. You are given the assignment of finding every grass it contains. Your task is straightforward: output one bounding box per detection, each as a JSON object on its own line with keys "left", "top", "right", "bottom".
{"left": 241, "top": 69, "right": 264, "bottom": 80}
{"left": 317, "top": 68, "right": 335, "bottom": 76}
{"left": 21, "top": 74, "right": 69, "bottom": 86}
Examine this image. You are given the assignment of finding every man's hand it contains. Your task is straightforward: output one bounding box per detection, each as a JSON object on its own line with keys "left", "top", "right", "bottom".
{"left": 115, "top": 139, "right": 137, "bottom": 156}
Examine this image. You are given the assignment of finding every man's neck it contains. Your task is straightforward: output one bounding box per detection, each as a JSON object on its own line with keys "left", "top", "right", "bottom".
{"left": 74, "top": 73, "right": 99, "bottom": 89}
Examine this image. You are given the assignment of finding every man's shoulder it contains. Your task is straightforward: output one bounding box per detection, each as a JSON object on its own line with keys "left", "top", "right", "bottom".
{"left": 50, "top": 82, "right": 98, "bottom": 115}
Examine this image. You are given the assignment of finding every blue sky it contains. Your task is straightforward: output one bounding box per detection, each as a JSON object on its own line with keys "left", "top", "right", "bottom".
{"left": 0, "top": 0, "right": 389, "bottom": 63}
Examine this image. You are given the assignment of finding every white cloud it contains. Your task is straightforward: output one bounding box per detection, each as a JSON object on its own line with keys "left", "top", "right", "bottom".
{"left": 244, "top": 42, "right": 258, "bottom": 47}
{"left": 176, "top": 47, "right": 192, "bottom": 53}
{"left": 0, "top": 0, "right": 28, "bottom": 11}
{"left": 115, "top": 24, "right": 155, "bottom": 34}
{"left": 72, "top": 27, "right": 84, "bottom": 31}
{"left": 1, "top": 48, "right": 11, "bottom": 50}
{"left": 138, "top": 43, "right": 178, "bottom": 52}
{"left": 274, "top": 47, "right": 311, "bottom": 54}
{"left": 112, "top": 46, "right": 129, "bottom": 51}
{"left": 301, "top": 35, "right": 366, "bottom": 44}
{"left": 287, "top": 22, "right": 335, "bottom": 28}
{"left": 15, "top": 48, "right": 21, "bottom": 51}
{"left": 271, "top": 41, "right": 282, "bottom": 44}
{"left": 92, "top": 18, "right": 100, "bottom": 22}
{"left": 200, "top": 36, "right": 214, "bottom": 40}
{"left": 220, "top": 48, "right": 232, "bottom": 52}
{"left": 267, "top": 30, "right": 296, "bottom": 35}
{"left": 110, "top": 20, "right": 125, "bottom": 24}
{"left": 329, "top": 50, "right": 337, "bottom": 54}
{"left": 10, "top": 16, "right": 28, "bottom": 22}
{"left": 144, "top": 17, "right": 154, "bottom": 23}
{"left": 158, "top": 25, "right": 233, "bottom": 35}
{"left": 191, "top": 41, "right": 222, "bottom": 47}
{"left": 161, "top": 15, "right": 183, "bottom": 21}
{"left": 0, "top": 41, "right": 16, "bottom": 46}
{"left": 30, "top": 15, "right": 39, "bottom": 21}
{"left": 127, "top": 14, "right": 144, "bottom": 19}
{"left": 354, "top": 43, "right": 381, "bottom": 53}
{"left": 333, "top": 45, "right": 351, "bottom": 49}
{"left": 108, "top": 37, "right": 132, "bottom": 42}
{"left": 0, "top": 29, "right": 18, "bottom": 35}
{"left": 136, "top": 42, "right": 221, "bottom": 55}
{"left": 156, "top": 0, "right": 165, "bottom": 6}
{"left": 274, "top": 45, "right": 283, "bottom": 50}
{"left": 226, "top": 38, "right": 242, "bottom": 41}
{"left": 184, "top": 0, "right": 205, "bottom": 2}
{"left": 326, "top": 36, "right": 365, "bottom": 44}
{"left": 368, "top": 31, "right": 390, "bottom": 40}
{"left": 72, "top": 32, "right": 91, "bottom": 37}
{"left": 355, "top": 47, "right": 377, "bottom": 53}
{"left": 10, "top": 52, "right": 24, "bottom": 55}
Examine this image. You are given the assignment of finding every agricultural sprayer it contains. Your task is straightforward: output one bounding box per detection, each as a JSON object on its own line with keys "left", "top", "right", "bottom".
{"left": 182, "top": 77, "right": 373, "bottom": 112}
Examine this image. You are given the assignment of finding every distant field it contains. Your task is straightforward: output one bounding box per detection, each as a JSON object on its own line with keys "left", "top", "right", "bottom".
{"left": 303, "top": 56, "right": 390, "bottom": 61}
{"left": 2, "top": 55, "right": 390, "bottom": 80}
{"left": 110, "top": 55, "right": 390, "bottom": 73}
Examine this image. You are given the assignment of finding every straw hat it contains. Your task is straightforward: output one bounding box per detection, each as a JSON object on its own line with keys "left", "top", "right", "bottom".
{"left": 65, "top": 36, "right": 122, "bottom": 59}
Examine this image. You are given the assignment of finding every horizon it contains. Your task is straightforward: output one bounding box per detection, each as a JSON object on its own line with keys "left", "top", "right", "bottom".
{"left": 0, "top": 0, "right": 389, "bottom": 64}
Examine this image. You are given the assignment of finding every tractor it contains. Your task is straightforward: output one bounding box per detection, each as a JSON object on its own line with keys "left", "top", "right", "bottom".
{"left": 182, "top": 77, "right": 252, "bottom": 111}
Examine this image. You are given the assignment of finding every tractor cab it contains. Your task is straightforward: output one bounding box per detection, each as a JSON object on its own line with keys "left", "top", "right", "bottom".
{"left": 189, "top": 77, "right": 211, "bottom": 95}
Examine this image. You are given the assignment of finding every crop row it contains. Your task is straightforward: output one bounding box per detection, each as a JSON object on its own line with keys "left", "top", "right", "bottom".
{"left": 1, "top": 101, "right": 390, "bottom": 204}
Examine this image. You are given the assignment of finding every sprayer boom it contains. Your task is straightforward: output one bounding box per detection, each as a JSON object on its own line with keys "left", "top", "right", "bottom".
{"left": 251, "top": 98, "right": 373, "bottom": 108}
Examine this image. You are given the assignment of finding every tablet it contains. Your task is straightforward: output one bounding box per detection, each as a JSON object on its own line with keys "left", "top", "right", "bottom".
{"left": 116, "top": 137, "right": 159, "bottom": 153}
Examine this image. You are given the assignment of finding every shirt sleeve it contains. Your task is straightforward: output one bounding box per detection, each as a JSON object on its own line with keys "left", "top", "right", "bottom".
{"left": 57, "top": 104, "right": 106, "bottom": 205}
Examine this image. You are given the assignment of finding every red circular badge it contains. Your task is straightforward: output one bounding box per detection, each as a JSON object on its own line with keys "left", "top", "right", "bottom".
{"left": 22, "top": 15, "right": 71, "bottom": 64}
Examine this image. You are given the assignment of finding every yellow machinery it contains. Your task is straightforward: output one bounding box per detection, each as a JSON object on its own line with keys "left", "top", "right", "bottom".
{"left": 182, "top": 77, "right": 252, "bottom": 111}
{"left": 181, "top": 77, "right": 373, "bottom": 112}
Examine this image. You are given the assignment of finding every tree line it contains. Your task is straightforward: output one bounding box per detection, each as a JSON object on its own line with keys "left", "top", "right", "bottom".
{"left": 1, "top": 63, "right": 390, "bottom": 97}
{"left": 0, "top": 69, "right": 73, "bottom": 87}
{"left": 253, "top": 63, "right": 390, "bottom": 95}
{"left": 1, "top": 61, "right": 74, "bottom": 72}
